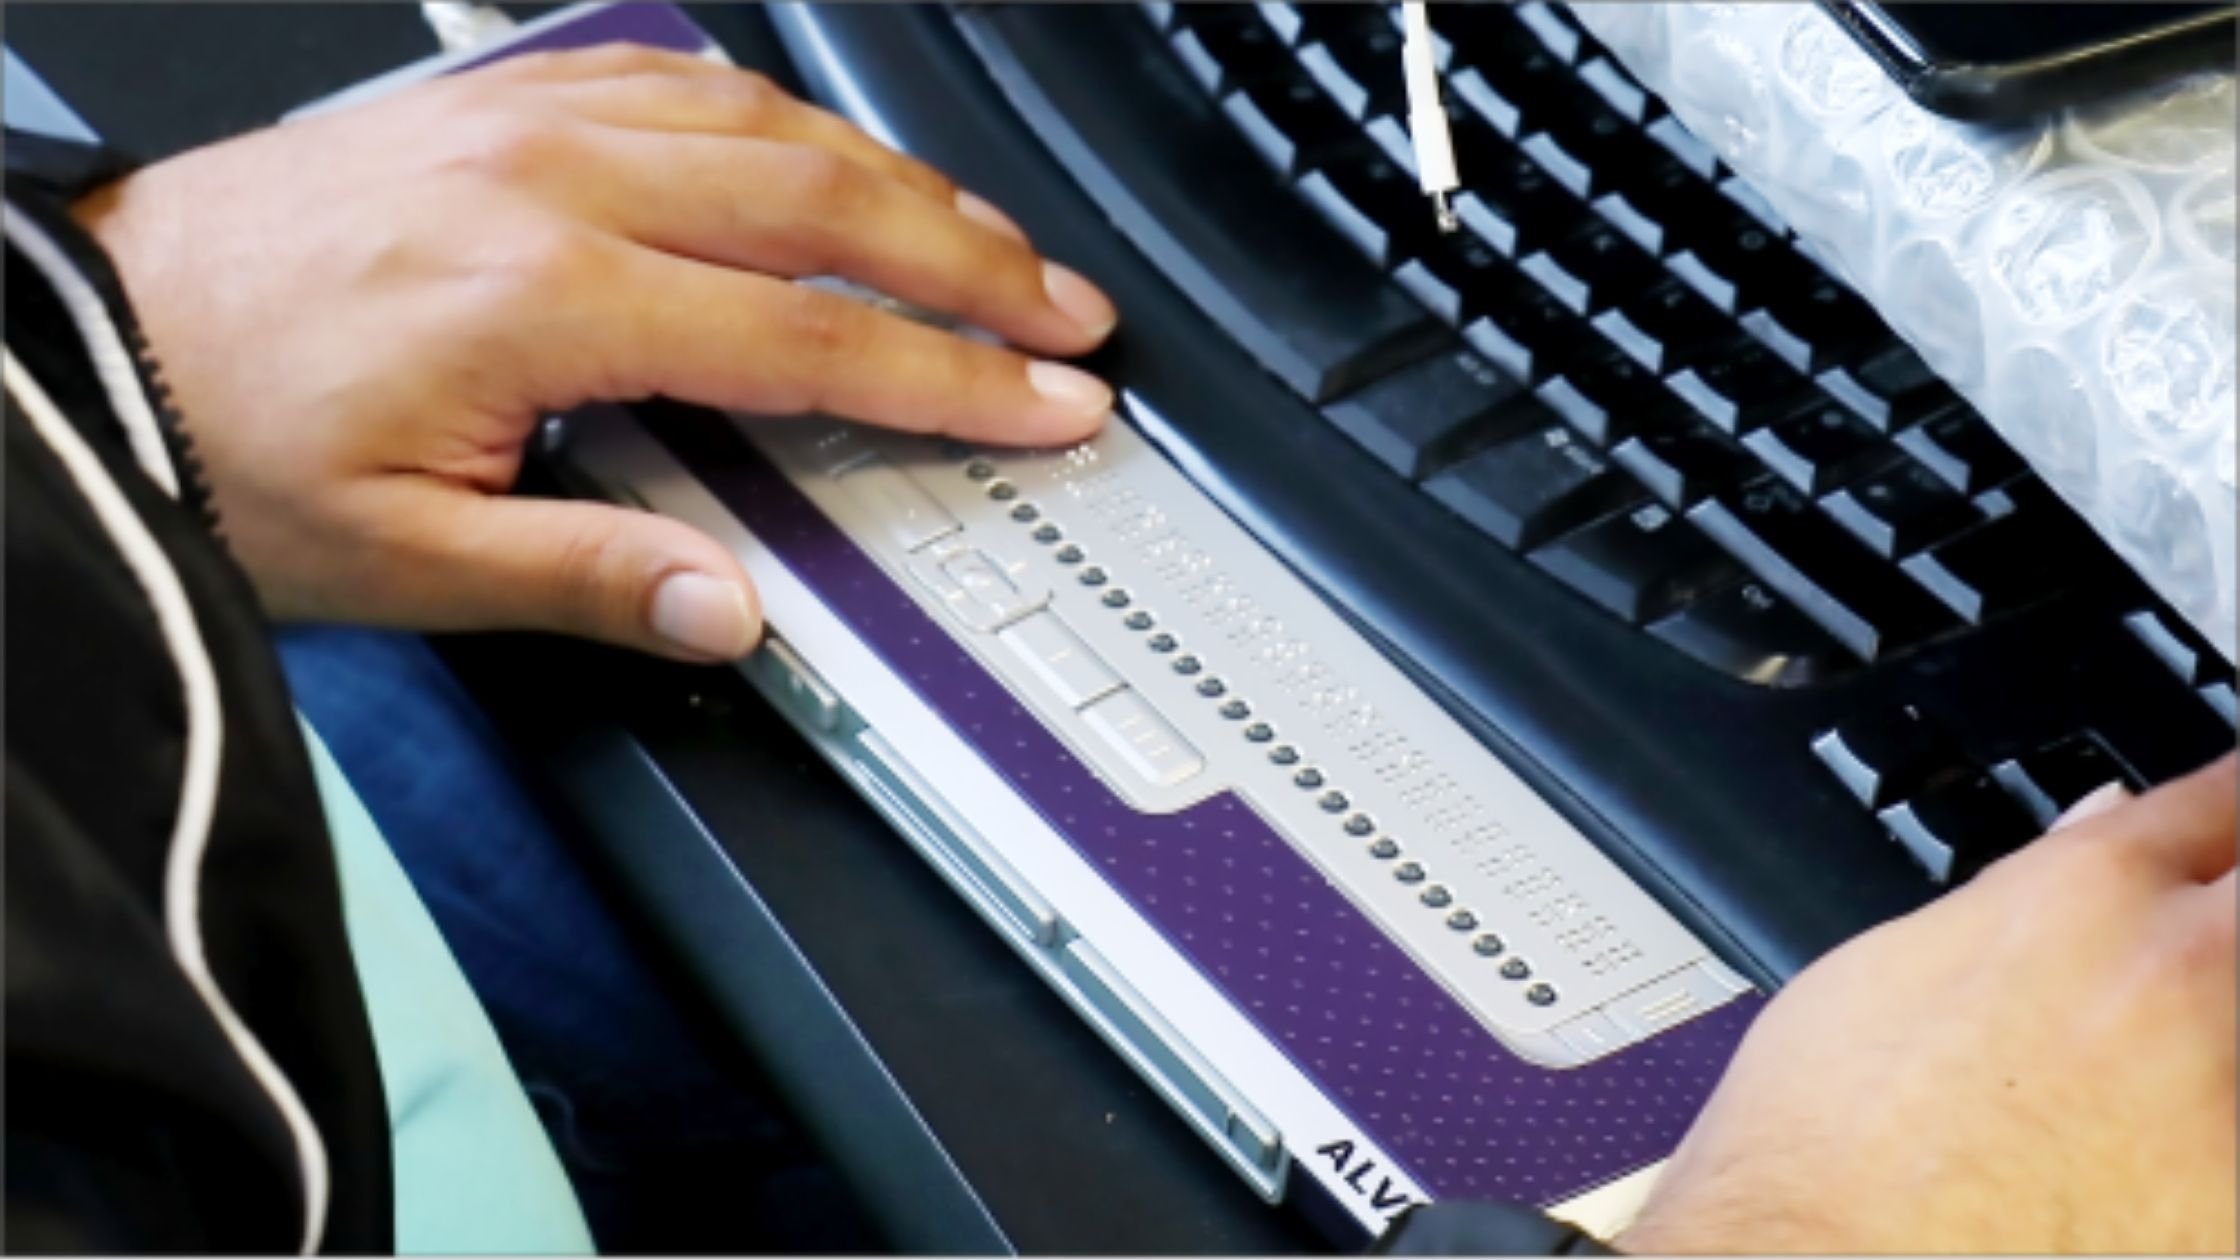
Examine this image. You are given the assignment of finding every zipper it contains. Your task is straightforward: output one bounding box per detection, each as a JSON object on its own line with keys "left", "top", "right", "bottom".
{"left": 119, "top": 312, "right": 222, "bottom": 538}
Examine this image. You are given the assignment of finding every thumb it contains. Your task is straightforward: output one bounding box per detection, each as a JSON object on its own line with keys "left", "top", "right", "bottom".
{"left": 427, "top": 491, "right": 762, "bottom": 662}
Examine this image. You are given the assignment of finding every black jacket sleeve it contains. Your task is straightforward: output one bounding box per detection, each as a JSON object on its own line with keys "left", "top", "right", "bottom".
{"left": 5, "top": 130, "right": 393, "bottom": 1254}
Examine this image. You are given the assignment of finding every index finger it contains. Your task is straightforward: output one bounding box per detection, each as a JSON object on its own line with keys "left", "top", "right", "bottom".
{"left": 555, "top": 238, "right": 1112, "bottom": 446}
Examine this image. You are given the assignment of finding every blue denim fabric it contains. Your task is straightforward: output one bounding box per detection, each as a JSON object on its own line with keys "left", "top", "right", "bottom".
{"left": 276, "top": 626, "right": 871, "bottom": 1254}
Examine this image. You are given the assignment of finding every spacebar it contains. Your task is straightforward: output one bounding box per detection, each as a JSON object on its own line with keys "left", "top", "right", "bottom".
{"left": 959, "top": 5, "right": 1447, "bottom": 402}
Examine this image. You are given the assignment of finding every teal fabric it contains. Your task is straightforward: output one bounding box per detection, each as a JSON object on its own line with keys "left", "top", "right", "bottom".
{"left": 302, "top": 720, "right": 595, "bottom": 1255}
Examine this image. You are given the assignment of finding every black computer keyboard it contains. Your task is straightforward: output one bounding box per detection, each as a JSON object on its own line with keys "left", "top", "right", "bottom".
{"left": 763, "top": 3, "right": 2234, "bottom": 979}
{"left": 1151, "top": 0, "right": 2097, "bottom": 673}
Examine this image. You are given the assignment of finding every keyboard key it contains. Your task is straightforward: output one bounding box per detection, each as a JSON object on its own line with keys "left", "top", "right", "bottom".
{"left": 1296, "top": 12, "right": 1405, "bottom": 119}
{"left": 1820, "top": 459, "right": 1980, "bottom": 558}
{"left": 1537, "top": 348, "right": 1684, "bottom": 447}
{"left": 1819, "top": 343, "right": 1953, "bottom": 432}
{"left": 1880, "top": 773, "right": 2040, "bottom": 885}
{"left": 1449, "top": 66, "right": 1523, "bottom": 139}
{"left": 1397, "top": 229, "right": 1515, "bottom": 325}
{"left": 2122, "top": 609, "right": 2213, "bottom": 685}
{"left": 1324, "top": 347, "right": 1540, "bottom": 480}
{"left": 1448, "top": 122, "right": 1580, "bottom": 258}
{"left": 1740, "top": 277, "right": 1888, "bottom": 375}
{"left": 1894, "top": 406, "right": 2027, "bottom": 495}
{"left": 1664, "top": 339, "right": 1815, "bottom": 434}
{"left": 1170, "top": 8, "right": 1292, "bottom": 93}
{"left": 1900, "top": 483, "right": 2100, "bottom": 622}
{"left": 1811, "top": 705, "right": 1967, "bottom": 809}
{"left": 1426, "top": 425, "right": 1644, "bottom": 550}
{"left": 1591, "top": 156, "right": 1726, "bottom": 256}
{"left": 1514, "top": 1, "right": 1583, "bottom": 62}
{"left": 1611, "top": 423, "right": 1755, "bottom": 508}
{"left": 1690, "top": 480, "right": 1951, "bottom": 658}
{"left": 1990, "top": 735, "right": 2134, "bottom": 831}
{"left": 1577, "top": 55, "right": 1653, "bottom": 123}
{"left": 1461, "top": 282, "right": 1582, "bottom": 383}
{"left": 1531, "top": 500, "right": 1742, "bottom": 623}
{"left": 1518, "top": 219, "right": 1660, "bottom": 315}
{"left": 1591, "top": 278, "right": 1738, "bottom": 375}
{"left": 1664, "top": 214, "right": 1804, "bottom": 316}
{"left": 1649, "top": 578, "right": 1849, "bottom": 688}
{"left": 2202, "top": 682, "right": 2238, "bottom": 727}
{"left": 1222, "top": 77, "right": 1365, "bottom": 177}
{"left": 1645, "top": 113, "right": 1719, "bottom": 178}
{"left": 1742, "top": 403, "right": 1895, "bottom": 496}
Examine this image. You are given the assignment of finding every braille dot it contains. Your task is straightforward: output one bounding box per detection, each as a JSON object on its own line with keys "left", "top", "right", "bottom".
{"left": 1420, "top": 885, "right": 1452, "bottom": 908}
{"left": 1500, "top": 958, "right": 1531, "bottom": 981}
{"left": 1269, "top": 745, "right": 1300, "bottom": 765}
{"left": 1010, "top": 502, "right": 1039, "bottom": 522}
{"left": 1055, "top": 543, "right": 1084, "bottom": 563}
{"left": 1293, "top": 767, "right": 1325, "bottom": 789}
{"left": 1343, "top": 813, "right": 1375, "bottom": 836}
{"left": 1318, "top": 790, "right": 1349, "bottom": 813}
{"left": 1196, "top": 678, "right": 1228, "bottom": 700}
{"left": 1101, "top": 589, "right": 1130, "bottom": 608}
{"left": 1244, "top": 722, "right": 1274, "bottom": 742}
{"left": 1473, "top": 933, "right": 1505, "bottom": 957}
{"left": 1369, "top": 838, "right": 1401, "bottom": 859}
{"left": 987, "top": 480, "right": 1018, "bottom": 501}
{"left": 1220, "top": 700, "right": 1251, "bottom": 720}
{"left": 1446, "top": 909, "right": 1478, "bottom": 931}
{"left": 1033, "top": 524, "right": 1062, "bottom": 544}
{"left": 1148, "top": 632, "right": 1178, "bottom": 652}
{"left": 1124, "top": 610, "right": 1154, "bottom": 630}
{"left": 965, "top": 459, "right": 997, "bottom": 481}
{"left": 1172, "top": 654, "right": 1202, "bottom": 675}
{"left": 1526, "top": 983, "right": 1558, "bottom": 1006}
{"left": 1078, "top": 566, "right": 1108, "bottom": 586}
{"left": 1394, "top": 861, "right": 1426, "bottom": 884}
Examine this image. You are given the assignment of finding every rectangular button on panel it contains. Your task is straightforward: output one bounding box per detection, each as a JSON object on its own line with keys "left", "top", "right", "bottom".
{"left": 909, "top": 545, "right": 1048, "bottom": 632}
{"left": 1080, "top": 689, "right": 1205, "bottom": 787}
{"left": 832, "top": 455, "right": 962, "bottom": 552}
{"left": 999, "top": 613, "right": 1125, "bottom": 709}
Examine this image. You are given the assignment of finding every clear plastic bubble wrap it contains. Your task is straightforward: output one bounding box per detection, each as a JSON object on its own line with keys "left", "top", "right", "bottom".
{"left": 1569, "top": 2, "right": 2237, "bottom": 660}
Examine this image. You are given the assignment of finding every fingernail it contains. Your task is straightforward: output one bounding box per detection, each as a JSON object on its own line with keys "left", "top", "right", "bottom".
{"left": 1027, "top": 359, "right": 1113, "bottom": 419}
{"left": 955, "top": 190, "right": 1027, "bottom": 242}
{"left": 2052, "top": 780, "right": 2131, "bottom": 831}
{"left": 650, "top": 571, "right": 757, "bottom": 660}
{"left": 1042, "top": 261, "right": 1118, "bottom": 339}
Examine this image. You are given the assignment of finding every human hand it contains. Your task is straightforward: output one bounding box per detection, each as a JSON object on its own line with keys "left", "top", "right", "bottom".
{"left": 1620, "top": 754, "right": 2237, "bottom": 1255}
{"left": 74, "top": 45, "right": 1118, "bottom": 661}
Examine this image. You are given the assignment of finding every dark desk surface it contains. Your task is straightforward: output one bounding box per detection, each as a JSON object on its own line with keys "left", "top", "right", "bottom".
{"left": 6, "top": 4, "right": 1328, "bottom": 1252}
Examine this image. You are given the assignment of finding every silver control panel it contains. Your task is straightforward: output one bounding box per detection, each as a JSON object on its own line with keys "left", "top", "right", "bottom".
{"left": 747, "top": 399, "right": 1750, "bottom": 1068}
